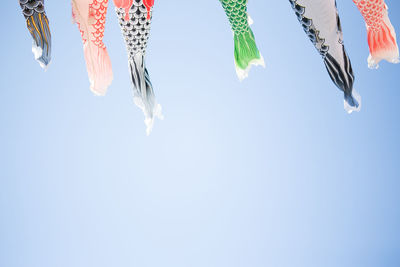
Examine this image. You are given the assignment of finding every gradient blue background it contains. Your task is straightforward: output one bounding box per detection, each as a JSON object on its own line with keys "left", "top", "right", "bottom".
{"left": 1, "top": 1, "right": 400, "bottom": 267}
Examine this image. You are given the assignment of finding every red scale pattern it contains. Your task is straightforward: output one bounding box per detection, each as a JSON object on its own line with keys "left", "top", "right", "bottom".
{"left": 89, "top": 0, "right": 108, "bottom": 48}
{"left": 353, "top": 0, "right": 385, "bottom": 32}
{"left": 114, "top": 0, "right": 153, "bottom": 21}
{"left": 143, "top": 0, "right": 154, "bottom": 20}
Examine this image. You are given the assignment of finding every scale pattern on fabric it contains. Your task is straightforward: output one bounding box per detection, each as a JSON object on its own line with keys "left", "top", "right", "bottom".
{"left": 219, "top": 0, "right": 264, "bottom": 81}
{"left": 115, "top": 0, "right": 162, "bottom": 135}
{"left": 72, "top": 0, "right": 113, "bottom": 96}
{"left": 289, "top": 0, "right": 360, "bottom": 113}
{"left": 116, "top": 1, "right": 152, "bottom": 59}
{"left": 353, "top": 0, "right": 399, "bottom": 68}
{"left": 289, "top": 0, "right": 329, "bottom": 57}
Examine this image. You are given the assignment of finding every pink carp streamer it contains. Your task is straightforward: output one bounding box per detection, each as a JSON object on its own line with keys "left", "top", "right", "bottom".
{"left": 353, "top": 0, "right": 399, "bottom": 68}
{"left": 72, "top": 0, "right": 113, "bottom": 95}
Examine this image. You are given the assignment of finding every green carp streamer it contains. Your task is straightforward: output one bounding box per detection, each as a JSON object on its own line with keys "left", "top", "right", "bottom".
{"left": 220, "top": 0, "right": 264, "bottom": 80}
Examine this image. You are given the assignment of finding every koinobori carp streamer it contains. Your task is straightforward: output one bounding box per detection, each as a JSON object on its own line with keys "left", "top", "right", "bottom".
{"left": 289, "top": 0, "right": 361, "bottom": 113}
{"left": 219, "top": 0, "right": 265, "bottom": 81}
{"left": 19, "top": 0, "right": 51, "bottom": 69}
{"left": 114, "top": 0, "right": 162, "bottom": 135}
{"left": 72, "top": 0, "right": 113, "bottom": 96}
{"left": 353, "top": 0, "right": 399, "bottom": 69}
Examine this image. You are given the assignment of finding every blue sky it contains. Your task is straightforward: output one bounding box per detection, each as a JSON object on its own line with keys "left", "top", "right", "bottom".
{"left": 1, "top": 1, "right": 400, "bottom": 267}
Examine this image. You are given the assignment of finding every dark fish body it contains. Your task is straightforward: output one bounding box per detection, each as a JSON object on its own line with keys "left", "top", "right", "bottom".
{"left": 20, "top": 0, "right": 51, "bottom": 68}
{"left": 114, "top": 0, "right": 162, "bottom": 134}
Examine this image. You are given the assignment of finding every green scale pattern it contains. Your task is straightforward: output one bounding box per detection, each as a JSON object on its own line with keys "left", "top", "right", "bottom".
{"left": 220, "top": 0, "right": 250, "bottom": 35}
{"left": 219, "top": 0, "right": 262, "bottom": 73}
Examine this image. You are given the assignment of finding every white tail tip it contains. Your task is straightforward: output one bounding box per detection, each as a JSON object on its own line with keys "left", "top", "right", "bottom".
{"left": 235, "top": 54, "right": 266, "bottom": 81}
{"left": 344, "top": 89, "right": 362, "bottom": 114}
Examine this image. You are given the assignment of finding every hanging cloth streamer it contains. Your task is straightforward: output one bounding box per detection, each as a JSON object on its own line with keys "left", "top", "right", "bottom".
{"left": 114, "top": 0, "right": 162, "bottom": 135}
{"left": 72, "top": 0, "right": 113, "bottom": 96}
{"left": 353, "top": 0, "right": 399, "bottom": 69}
{"left": 219, "top": 0, "right": 265, "bottom": 81}
{"left": 289, "top": 0, "right": 361, "bottom": 113}
{"left": 19, "top": 0, "right": 52, "bottom": 69}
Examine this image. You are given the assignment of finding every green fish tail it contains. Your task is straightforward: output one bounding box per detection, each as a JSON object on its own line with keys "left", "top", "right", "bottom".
{"left": 220, "top": 0, "right": 264, "bottom": 80}
{"left": 233, "top": 29, "right": 264, "bottom": 80}
{"left": 234, "top": 29, "right": 261, "bottom": 69}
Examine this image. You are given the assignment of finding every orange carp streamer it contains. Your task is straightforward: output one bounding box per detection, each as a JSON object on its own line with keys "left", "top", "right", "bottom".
{"left": 353, "top": 0, "right": 399, "bottom": 68}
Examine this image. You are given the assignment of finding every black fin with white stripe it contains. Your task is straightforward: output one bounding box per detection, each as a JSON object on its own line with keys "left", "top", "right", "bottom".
{"left": 20, "top": 0, "right": 52, "bottom": 69}
{"left": 129, "top": 53, "right": 162, "bottom": 135}
{"left": 324, "top": 48, "right": 360, "bottom": 113}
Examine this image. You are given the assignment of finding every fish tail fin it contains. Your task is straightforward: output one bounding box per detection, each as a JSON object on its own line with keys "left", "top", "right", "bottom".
{"left": 83, "top": 44, "right": 113, "bottom": 96}
{"left": 26, "top": 11, "right": 51, "bottom": 69}
{"left": 344, "top": 89, "right": 361, "bottom": 114}
{"left": 324, "top": 49, "right": 361, "bottom": 113}
{"left": 366, "top": 6, "right": 399, "bottom": 68}
{"left": 233, "top": 28, "right": 265, "bottom": 81}
{"left": 129, "top": 54, "right": 163, "bottom": 135}
{"left": 72, "top": 1, "right": 113, "bottom": 96}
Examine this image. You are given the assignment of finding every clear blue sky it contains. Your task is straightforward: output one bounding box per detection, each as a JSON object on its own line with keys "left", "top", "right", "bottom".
{"left": 1, "top": 1, "right": 400, "bottom": 267}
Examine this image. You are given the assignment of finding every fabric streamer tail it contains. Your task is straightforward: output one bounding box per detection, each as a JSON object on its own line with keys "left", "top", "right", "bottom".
{"left": 234, "top": 28, "right": 265, "bottom": 81}
{"left": 367, "top": 5, "right": 399, "bottom": 68}
{"left": 20, "top": 1, "right": 51, "bottom": 69}
{"left": 82, "top": 44, "right": 113, "bottom": 96}
{"left": 344, "top": 89, "right": 361, "bottom": 114}
{"left": 219, "top": 0, "right": 264, "bottom": 81}
{"left": 323, "top": 49, "right": 361, "bottom": 113}
{"left": 72, "top": 0, "right": 113, "bottom": 96}
{"left": 129, "top": 53, "right": 163, "bottom": 135}
{"left": 28, "top": 12, "right": 51, "bottom": 69}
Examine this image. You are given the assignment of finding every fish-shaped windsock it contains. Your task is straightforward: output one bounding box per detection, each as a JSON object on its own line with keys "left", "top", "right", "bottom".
{"left": 289, "top": 0, "right": 361, "bottom": 113}
{"left": 219, "top": 0, "right": 265, "bottom": 81}
{"left": 353, "top": 0, "right": 399, "bottom": 69}
{"left": 19, "top": 0, "right": 51, "bottom": 69}
{"left": 72, "top": 0, "right": 113, "bottom": 96}
{"left": 114, "top": 0, "right": 162, "bottom": 135}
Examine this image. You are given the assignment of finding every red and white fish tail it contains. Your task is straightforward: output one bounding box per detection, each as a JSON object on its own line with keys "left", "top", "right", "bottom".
{"left": 367, "top": 5, "right": 399, "bottom": 68}
{"left": 72, "top": 0, "right": 113, "bottom": 95}
{"left": 83, "top": 44, "right": 113, "bottom": 96}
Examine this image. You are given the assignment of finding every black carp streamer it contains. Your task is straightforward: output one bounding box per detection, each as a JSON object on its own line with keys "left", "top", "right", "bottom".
{"left": 114, "top": 0, "right": 162, "bottom": 135}
{"left": 19, "top": 0, "right": 52, "bottom": 69}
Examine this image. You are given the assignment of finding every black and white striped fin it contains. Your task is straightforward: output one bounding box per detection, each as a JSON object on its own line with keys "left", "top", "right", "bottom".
{"left": 129, "top": 53, "right": 162, "bottom": 135}
{"left": 323, "top": 47, "right": 360, "bottom": 113}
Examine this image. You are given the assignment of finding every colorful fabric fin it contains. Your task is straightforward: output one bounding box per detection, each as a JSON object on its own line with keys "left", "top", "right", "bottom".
{"left": 72, "top": 0, "right": 113, "bottom": 96}
{"left": 353, "top": 0, "right": 399, "bottom": 68}
{"left": 20, "top": 0, "right": 51, "bottom": 69}
{"left": 220, "top": 0, "right": 265, "bottom": 81}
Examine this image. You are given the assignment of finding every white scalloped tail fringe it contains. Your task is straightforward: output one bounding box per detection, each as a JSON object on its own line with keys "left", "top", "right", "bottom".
{"left": 368, "top": 53, "right": 400, "bottom": 69}
{"left": 134, "top": 96, "right": 163, "bottom": 136}
{"left": 32, "top": 43, "right": 49, "bottom": 70}
{"left": 235, "top": 54, "right": 265, "bottom": 81}
{"left": 344, "top": 89, "right": 362, "bottom": 114}
{"left": 247, "top": 15, "right": 254, "bottom": 25}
